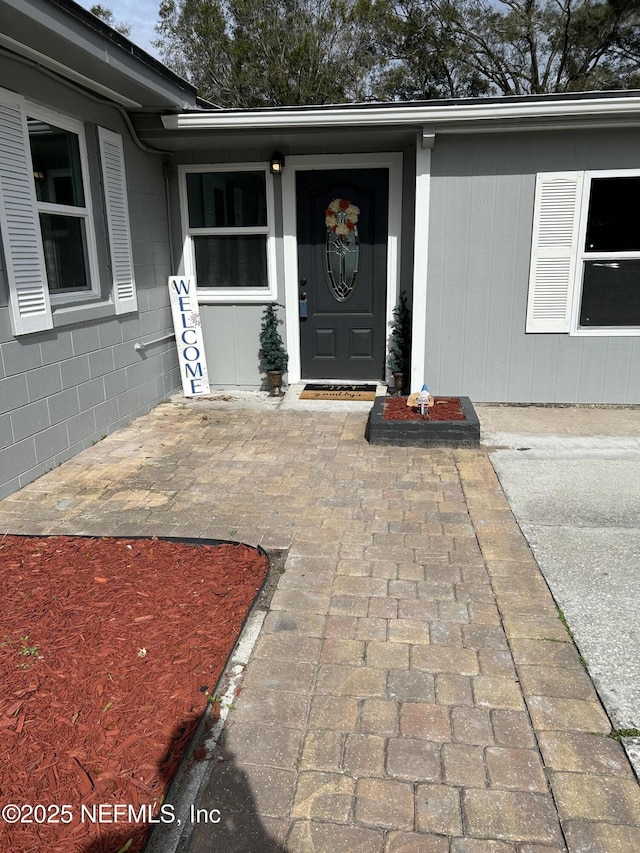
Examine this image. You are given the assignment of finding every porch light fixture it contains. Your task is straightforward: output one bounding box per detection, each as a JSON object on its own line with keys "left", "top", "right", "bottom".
{"left": 269, "top": 152, "right": 285, "bottom": 174}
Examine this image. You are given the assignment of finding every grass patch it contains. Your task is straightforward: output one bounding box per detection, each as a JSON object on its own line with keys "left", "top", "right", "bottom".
{"left": 609, "top": 728, "right": 640, "bottom": 742}
{"left": 556, "top": 606, "right": 588, "bottom": 669}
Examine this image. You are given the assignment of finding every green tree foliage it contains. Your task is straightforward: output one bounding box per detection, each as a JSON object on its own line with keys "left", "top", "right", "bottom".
{"left": 89, "top": 4, "right": 132, "bottom": 37}
{"left": 154, "top": 0, "right": 640, "bottom": 103}
{"left": 155, "top": 0, "right": 382, "bottom": 106}
{"left": 370, "top": 1, "right": 489, "bottom": 98}
{"left": 259, "top": 304, "right": 289, "bottom": 373}
{"left": 374, "top": 0, "right": 640, "bottom": 99}
{"left": 387, "top": 291, "right": 412, "bottom": 374}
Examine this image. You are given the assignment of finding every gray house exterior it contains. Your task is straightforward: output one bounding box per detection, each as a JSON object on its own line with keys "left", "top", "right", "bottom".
{"left": 0, "top": 0, "right": 199, "bottom": 499}
{"left": 146, "top": 101, "right": 640, "bottom": 405}
{"left": 1, "top": 0, "right": 639, "bottom": 500}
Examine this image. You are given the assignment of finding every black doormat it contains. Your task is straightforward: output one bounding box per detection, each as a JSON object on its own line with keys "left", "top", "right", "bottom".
{"left": 300, "top": 383, "right": 377, "bottom": 401}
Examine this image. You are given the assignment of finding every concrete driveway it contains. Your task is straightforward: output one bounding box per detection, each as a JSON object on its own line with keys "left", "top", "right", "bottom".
{"left": 478, "top": 405, "right": 640, "bottom": 776}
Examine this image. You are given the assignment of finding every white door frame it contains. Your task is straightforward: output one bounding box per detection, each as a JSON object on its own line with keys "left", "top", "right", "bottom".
{"left": 281, "top": 152, "right": 403, "bottom": 384}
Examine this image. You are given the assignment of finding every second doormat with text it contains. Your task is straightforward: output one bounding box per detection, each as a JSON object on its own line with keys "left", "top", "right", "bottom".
{"left": 299, "top": 384, "right": 377, "bottom": 401}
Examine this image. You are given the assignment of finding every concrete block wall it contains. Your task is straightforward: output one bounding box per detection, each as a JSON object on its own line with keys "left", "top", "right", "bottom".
{"left": 0, "top": 307, "right": 180, "bottom": 501}
{"left": 0, "top": 135, "right": 180, "bottom": 500}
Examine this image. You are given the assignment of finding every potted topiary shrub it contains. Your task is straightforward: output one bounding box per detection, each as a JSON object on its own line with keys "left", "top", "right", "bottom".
{"left": 387, "top": 291, "right": 412, "bottom": 395}
{"left": 259, "top": 303, "right": 288, "bottom": 396}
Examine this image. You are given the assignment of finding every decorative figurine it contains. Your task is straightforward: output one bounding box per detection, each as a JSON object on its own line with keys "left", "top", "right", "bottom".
{"left": 407, "top": 384, "right": 435, "bottom": 415}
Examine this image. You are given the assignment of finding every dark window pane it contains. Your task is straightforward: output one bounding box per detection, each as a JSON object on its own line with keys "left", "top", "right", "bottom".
{"left": 580, "top": 260, "right": 640, "bottom": 326}
{"left": 40, "top": 214, "right": 89, "bottom": 291}
{"left": 186, "top": 172, "right": 267, "bottom": 228}
{"left": 28, "top": 118, "right": 85, "bottom": 207}
{"left": 193, "top": 235, "right": 268, "bottom": 288}
{"left": 585, "top": 177, "right": 640, "bottom": 252}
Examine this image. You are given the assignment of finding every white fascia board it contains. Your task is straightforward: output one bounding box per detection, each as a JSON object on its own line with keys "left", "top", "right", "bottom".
{"left": 0, "top": 32, "right": 142, "bottom": 108}
{"left": 161, "top": 95, "right": 640, "bottom": 132}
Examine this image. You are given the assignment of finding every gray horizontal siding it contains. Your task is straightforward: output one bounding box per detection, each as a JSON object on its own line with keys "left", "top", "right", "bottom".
{"left": 199, "top": 304, "right": 273, "bottom": 388}
{"left": 426, "top": 128, "right": 640, "bottom": 403}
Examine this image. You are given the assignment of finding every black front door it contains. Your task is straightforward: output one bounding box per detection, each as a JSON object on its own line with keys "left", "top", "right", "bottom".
{"left": 297, "top": 168, "right": 388, "bottom": 381}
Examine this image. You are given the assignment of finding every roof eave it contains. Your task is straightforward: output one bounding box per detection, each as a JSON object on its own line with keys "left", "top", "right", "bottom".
{"left": 1, "top": 0, "right": 199, "bottom": 111}
{"left": 160, "top": 95, "right": 640, "bottom": 133}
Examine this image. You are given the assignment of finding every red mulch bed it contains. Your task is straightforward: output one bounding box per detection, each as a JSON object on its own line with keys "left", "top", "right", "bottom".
{"left": 0, "top": 535, "right": 269, "bottom": 853}
{"left": 384, "top": 396, "right": 466, "bottom": 421}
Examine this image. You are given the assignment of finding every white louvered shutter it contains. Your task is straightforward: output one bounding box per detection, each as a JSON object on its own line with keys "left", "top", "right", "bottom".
{"left": 98, "top": 127, "right": 137, "bottom": 314}
{"left": 0, "top": 88, "right": 53, "bottom": 335}
{"left": 526, "top": 172, "right": 583, "bottom": 333}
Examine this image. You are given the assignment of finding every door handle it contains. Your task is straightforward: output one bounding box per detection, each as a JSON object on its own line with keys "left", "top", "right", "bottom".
{"left": 299, "top": 292, "right": 308, "bottom": 319}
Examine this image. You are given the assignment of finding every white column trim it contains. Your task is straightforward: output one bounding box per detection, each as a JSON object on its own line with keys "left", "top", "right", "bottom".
{"left": 411, "top": 136, "right": 432, "bottom": 393}
{"left": 281, "top": 165, "right": 301, "bottom": 382}
{"left": 281, "top": 152, "right": 403, "bottom": 384}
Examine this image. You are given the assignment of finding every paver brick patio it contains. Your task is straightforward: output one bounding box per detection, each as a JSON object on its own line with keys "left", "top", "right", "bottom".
{"left": 1, "top": 400, "right": 639, "bottom": 852}
{"left": 537, "top": 731, "right": 636, "bottom": 777}
{"left": 462, "top": 789, "right": 562, "bottom": 844}
{"left": 441, "top": 743, "right": 486, "bottom": 788}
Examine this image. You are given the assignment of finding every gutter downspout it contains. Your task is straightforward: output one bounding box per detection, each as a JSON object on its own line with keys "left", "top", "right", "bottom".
{"left": 163, "top": 161, "right": 176, "bottom": 273}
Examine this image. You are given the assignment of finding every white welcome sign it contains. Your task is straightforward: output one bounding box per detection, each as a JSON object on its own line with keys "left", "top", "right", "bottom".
{"left": 168, "top": 276, "right": 210, "bottom": 397}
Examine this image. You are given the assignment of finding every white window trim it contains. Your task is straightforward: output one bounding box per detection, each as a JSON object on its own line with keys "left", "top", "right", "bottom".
{"left": 25, "top": 101, "right": 101, "bottom": 305}
{"left": 570, "top": 168, "right": 640, "bottom": 337}
{"left": 178, "top": 163, "right": 277, "bottom": 304}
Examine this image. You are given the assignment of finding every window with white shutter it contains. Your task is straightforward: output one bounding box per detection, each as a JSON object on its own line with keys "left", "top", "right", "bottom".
{"left": 526, "top": 172, "right": 583, "bottom": 333}
{"left": 0, "top": 88, "right": 52, "bottom": 335}
{"left": 527, "top": 170, "right": 640, "bottom": 336}
{"left": 0, "top": 86, "right": 138, "bottom": 336}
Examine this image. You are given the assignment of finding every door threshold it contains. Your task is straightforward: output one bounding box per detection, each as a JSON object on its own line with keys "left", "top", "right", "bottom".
{"left": 300, "top": 380, "right": 386, "bottom": 388}
{"left": 281, "top": 383, "right": 385, "bottom": 411}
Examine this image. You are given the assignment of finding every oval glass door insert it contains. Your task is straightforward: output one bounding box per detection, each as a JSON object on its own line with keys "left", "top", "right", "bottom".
{"left": 325, "top": 198, "right": 360, "bottom": 302}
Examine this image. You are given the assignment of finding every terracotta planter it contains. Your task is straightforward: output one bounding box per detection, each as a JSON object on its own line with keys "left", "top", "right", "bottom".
{"left": 392, "top": 371, "right": 405, "bottom": 395}
{"left": 266, "top": 370, "right": 284, "bottom": 396}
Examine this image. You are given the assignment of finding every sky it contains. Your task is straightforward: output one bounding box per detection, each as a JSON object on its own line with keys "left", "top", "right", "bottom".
{"left": 77, "top": 0, "right": 162, "bottom": 58}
